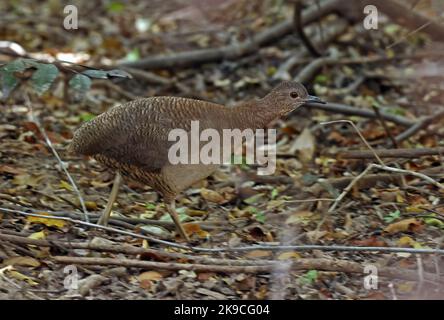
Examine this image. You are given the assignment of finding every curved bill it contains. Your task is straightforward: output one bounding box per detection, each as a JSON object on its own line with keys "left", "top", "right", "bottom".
{"left": 305, "top": 95, "right": 326, "bottom": 104}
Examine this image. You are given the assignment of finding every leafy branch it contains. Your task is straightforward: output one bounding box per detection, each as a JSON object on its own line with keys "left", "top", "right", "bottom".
{"left": 0, "top": 58, "right": 132, "bottom": 101}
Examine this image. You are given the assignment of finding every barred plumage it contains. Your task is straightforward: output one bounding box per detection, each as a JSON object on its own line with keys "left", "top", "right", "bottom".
{"left": 69, "top": 82, "right": 323, "bottom": 241}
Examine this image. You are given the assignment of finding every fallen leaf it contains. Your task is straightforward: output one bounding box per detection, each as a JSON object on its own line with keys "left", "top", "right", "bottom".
{"left": 200, "top": 188, "right": 225, "bottom": 204}
{"left": 384, "top": 218, "right": 423, "bottom": 234}
{"left": 352, "top": 236, "right": 387, "bottom": 247}
{"left": 183, "top": 223, "right": 210, "bottom": 239}
{"left": 285, "top": 211, "right": 314, "bottom": 225}
{"left": 8, "top": 270, "right": 39, "bottom": 286}
{"left": 27, "top": 212, "right": 67, "bottom": 229}
{"left": 0, "top": 165, "right": 25, "bottom": 175}
{"left": 12, "top": 173, "right": 44, "bottom": 187}
{"left": 4, "top": 256, "right": 40, "bottom": 267}
{"left": 28, "top": 230, "right": 47, "bottom": 240}
{"left": 277, "top": 252, "right": 301, "bottom": 260}
{"left": 59, "top": 180, "right": 73, "bottom": 191}
{"left": 245, "top": 250, "right": 271, "bottom": 259}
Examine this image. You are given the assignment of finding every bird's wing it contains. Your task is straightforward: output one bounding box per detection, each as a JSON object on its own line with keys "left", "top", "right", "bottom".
{"left": 70, "top": 97, "right": 225, "bottom": 171}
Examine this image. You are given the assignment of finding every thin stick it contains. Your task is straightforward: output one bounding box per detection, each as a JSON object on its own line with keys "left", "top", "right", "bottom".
{"left": 322, "top": 120, "right": 444, "bottom": 213}
{"left": 311, "top": 103, "right": 414, "bottom": 127}
{"left": 284, "top": 198, "right": 335, "bottom": 203}
{"left": 372, "top": 105, "right": 398, "bottom": 148}
{"left": 0, "top": 207, "right": 188, "bottom": 249}
{"left": 3, "top": 207, "right": 444, "bottom": 255}
{"left": 52, "top": 255, "right": 444, "bottom": 282}
{"left": 24, "top": 93, "right": 89, "bottom": 222}
{"left": 339, "top": 147, "right": 444, "bottom": 159}
{"left": 321, "top": 120, "right": 385, "bottom": 165}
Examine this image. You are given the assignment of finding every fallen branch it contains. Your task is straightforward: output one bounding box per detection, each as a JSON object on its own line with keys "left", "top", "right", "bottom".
{"left": 52, "top": 255, "right": 442, "bottom": 283}
{"left": 304, "top": 102, "right": 415, "bottom": 127}
{"left": 274, "top": 52, "right": 444, "bottom": 81}
{"left": 394, "top": 109, "right": 444, "bottom": 145}
{"left": 339, "top": 147, "right": 444, "bottom": 159}
{"left": 293, "top": 0, "right": 322, "bottom": 57}
{"left": 294, "top": 56, "right": 336, "bottom": 83}
{"left": 2, "top": 211, "right": 444, "bottom": 255}
{"left": 321, "top": 120, "right": 443, "bottom": 213}
{"left": 340, "top": 0, "right": 444, "bottom": 42}
{"left": 120, "top": 0, "right": 342, "bottom": 69}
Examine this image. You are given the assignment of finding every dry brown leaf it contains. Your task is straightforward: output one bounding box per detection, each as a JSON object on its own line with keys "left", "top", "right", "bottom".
{"left": 245, "top": 250, "right": 271, "bottom": 259}
{"left": 183, "top": 223, "right": 210, "bottom": 239}
{"left": 27, "top": 212, "right": 67, "bottom": 229}
{"left": 4, "top": 256, "right": 40, "bottom": 267}
{"left": 200, "top": 188, "right": 225, "bottom": 204}
{"left": 285, "top": 211, "right": 314, "bottom": 225}
{"left": 8, "top": 270, "right": 39, "bottom": 286}
{"left": 139, "top": 271, "right": 163, "bottom": 289}
{"left": 277, "top": 252, "right": 301, "bottom": 260}
{"left": 384, "top": 218, "right": 423, "bottom": 234}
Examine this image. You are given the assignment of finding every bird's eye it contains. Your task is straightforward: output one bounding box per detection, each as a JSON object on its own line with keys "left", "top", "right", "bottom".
{"left": 290, "top": 92, "right": 299, "bottom": 99}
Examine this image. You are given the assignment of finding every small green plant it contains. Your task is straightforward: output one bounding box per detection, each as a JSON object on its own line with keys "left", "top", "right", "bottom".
{"left": 384, "top": 209, "right": 401, "bottom": 223}
{"left": 299, "top": 270, "right": 318, "bottom": 285}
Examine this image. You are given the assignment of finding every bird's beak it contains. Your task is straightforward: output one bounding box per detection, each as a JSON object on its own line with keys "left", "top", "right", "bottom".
{"left": 305, "top": 95, "right": 326, "bottom": 104}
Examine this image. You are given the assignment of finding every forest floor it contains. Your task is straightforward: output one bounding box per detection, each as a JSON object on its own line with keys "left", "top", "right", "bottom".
{"left": 0, "top": 0, "right": 444, "bottom": 299}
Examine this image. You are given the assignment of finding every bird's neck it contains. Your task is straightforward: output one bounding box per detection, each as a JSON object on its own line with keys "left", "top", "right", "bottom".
{"left": 230, "top": 99, "right": 279, "bottom": 130}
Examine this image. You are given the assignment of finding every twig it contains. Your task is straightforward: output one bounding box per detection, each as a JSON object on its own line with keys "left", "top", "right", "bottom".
{"left": 120, "top": 67, "right": 172, "bottom": 85}
{"left": 321, "top": 120, "right": 443, "bottom": 213}
{"left": 52, "top": 255, "right": 444, "bottom": 283}
{"left": 293, "top": 0, "right": 322, "bottom": 57}
{"left": 120, "top": 0, "right": 341, "bottom": 69}
{"left": 394, "top": 109, "right": 444, "bottom": 146}
{"left": 284, "top": 198, "right": 334, "bottom": 203}
{"left": 321, "top": 120, "right": 385, "bottom": 165}
{"left": 24, "top": 93, "right": 89, "bottom": 222}
{"left": 327, "top": 163, "right": 373, "bottom": 213}
{"left": 305, "top": 102, "right": 414, "bottom": 127}
{"left": 274, "top": 52, "right": 444, "bottom": 81}
{"left": 3, "top": 207, "right": 444, "bottom": 255}
{"left": 0, "top": 207, "right": 188, "bottom": 249}
{"left": 372, "top": 105, "right": 398, "bottom": 148}
{"left": 294, "top": 56, "right": 335, "bottom": 83}
{"left": 371, "top": 163, "right": 444, "bottom": 190}
{"left": 339, "top": 147, "right": 444, "bottom": 159}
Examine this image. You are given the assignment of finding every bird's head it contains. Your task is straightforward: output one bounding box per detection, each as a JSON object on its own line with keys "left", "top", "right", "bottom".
{"left": 262, "top": 81, "right": 325, "bottom": 116}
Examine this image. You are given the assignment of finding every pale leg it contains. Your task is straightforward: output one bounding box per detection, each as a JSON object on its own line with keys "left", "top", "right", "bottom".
{"left": 98, "top": 172, "right": 122, "bottom": 226}
{"left": 166, "top": 200, "right": 190, "bottom": 242}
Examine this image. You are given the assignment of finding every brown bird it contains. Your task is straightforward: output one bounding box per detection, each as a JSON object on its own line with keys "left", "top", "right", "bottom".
{"left": 69, "top": 81, "right": 324, "bottom": 241}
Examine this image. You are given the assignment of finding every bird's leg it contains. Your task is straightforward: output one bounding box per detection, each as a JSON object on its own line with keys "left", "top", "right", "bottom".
{"left": 98, "top": 172, "right": 122, "bottom": 226}
{"left": 166, "top": 200, "right": 190, "bottom": 242}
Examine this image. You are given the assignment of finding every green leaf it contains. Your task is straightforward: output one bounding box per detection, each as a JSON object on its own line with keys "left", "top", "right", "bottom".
{"left": 106, "top": 1, "right": 125, "bottom": 13}
{"left": 244, "top": 193, "right": 265, "bottom": 205}
{"left": 271, "top": 188, "right": 279, "bottom": 200}
{"left": 299, "top": 270, "right": 318, "bottom": 285}
{"left": 125, "top": 48, "right": 140, "bottom": 62}
{"left": 0, "top": 71, "right": 19, "bottom": 99}
{"left": 255, "top": 211, "right": 266, "bottom": 224}
{"left": 81, "top": 69, "right": 109, "bottom": 79}
{"left": 145, "top": 202, "right": 156, "bottom": 210}
{"left": 31, "top": 63, "right": 59, "bottom": 95}
{"left": 314, "top": 74, "right": 328, "bottom": 85}
{"left": 384, "top": 210, "right": 401, "bottom": 223}
{"left": 424, "top": 217, "right": 444, "bottom": 228}
{"left": 79, "top": 112, "right": 96, "bottom": 122}
{"left": 69, "top": 74, "right": 92, "bottom": 93}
